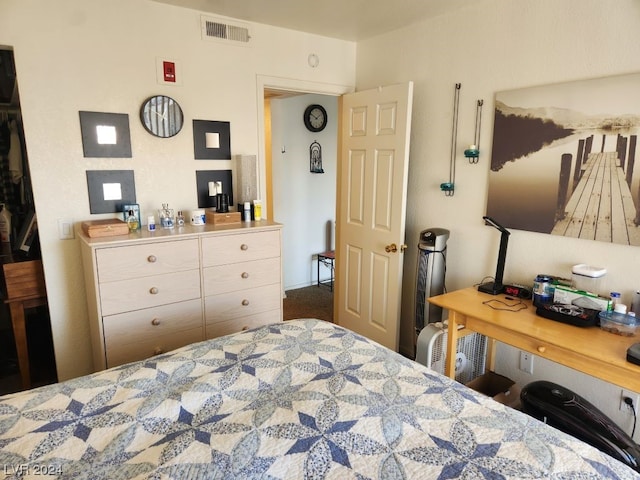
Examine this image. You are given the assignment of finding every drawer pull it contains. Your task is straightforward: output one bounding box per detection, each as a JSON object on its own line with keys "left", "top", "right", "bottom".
{"left": 147, "top": 255, "right": 157, "bottom": 263}
{"left": 153, "top": 347, "right": 164, "bottom": 355}
{"left": 150, "top": 287, "right": 159, "bottom": 295}
{"left": 242, "top": 299, "right": 250, "bottom": 306}
{"left": 151, "top": 318, "right": 160, "bottom": 326}
{"left": 537, "top": 346, "right": 546, "bottom": 353}
{"left": 241, "top": 272, "right": 249, "bottom": 279}
{"left": 240, "top": 244, "right": 249, "bottom": 251}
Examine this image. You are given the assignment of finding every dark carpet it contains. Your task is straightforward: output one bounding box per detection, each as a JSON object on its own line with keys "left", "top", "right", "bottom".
{"left": 284, "top": 285, "right": 334, "bottom": 323}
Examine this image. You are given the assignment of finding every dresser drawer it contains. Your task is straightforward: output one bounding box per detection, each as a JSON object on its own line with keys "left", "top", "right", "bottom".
{"left": 105, "top": 327, "right": 203, "bottom": 368}
{"left": 205, "top": 283, "right": 282, "bottom": 323}
{"left": 96, "top": 238, "right": 199, "bottom": 282}
{"left": 103, "top": 298, "right": 202, "bottom": 345}
{"left": 205, "top": 309, "right": 281, "bottom": 339}
{"left": 203, "top": 257, "right": 280, "bottom": 296}
{"left": 202, "top": 230, "right": 280, "bottom": 267}
{"left": 100, "top": 269, "right": 201, "bottom": 316}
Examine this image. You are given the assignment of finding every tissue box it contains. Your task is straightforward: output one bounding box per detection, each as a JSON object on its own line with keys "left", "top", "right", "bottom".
{"left": 553, "top": 284, "right": 611, "bottom": 311}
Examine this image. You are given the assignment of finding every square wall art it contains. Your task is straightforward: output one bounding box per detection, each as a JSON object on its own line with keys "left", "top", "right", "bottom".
{"left": 79, "top": 111, "right": 132, "bottom": 158}
{"left": 193, "top": 119, "right": 231, "bottom": 159}
{"left": 86, "top": 170, "right": 136, "bottom": 214}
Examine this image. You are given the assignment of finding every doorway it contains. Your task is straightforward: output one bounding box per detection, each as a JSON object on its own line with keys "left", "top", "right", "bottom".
{"left": 258, "top": 77, "right": 351, "bottom": 321}
{"left": 0, "top": 47, "right": 56, "bottom": 394}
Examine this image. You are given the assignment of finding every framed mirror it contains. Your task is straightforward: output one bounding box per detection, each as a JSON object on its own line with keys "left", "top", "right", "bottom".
{"left": 140, "top": 95, "right": 184, "bottom": 138}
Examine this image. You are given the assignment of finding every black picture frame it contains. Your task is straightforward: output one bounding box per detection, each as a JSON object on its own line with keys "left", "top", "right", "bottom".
{"left": 193, "top": 119, "right": 231, "bottom": 159}
{"left": 79, "top": 111, "right": 132, "bottom": 158}
{"left": 196, "top": 170, "right": 233, "bottom": 208}
{"left": 86, "top": 170, "right": 137, "bottom": 214}
{"left": 15, "top": 210, "right": 37, "bottom": 254}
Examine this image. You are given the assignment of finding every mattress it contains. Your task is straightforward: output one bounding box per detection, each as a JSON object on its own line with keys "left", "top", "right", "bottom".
{"left": 0, "top": 318, "right": 637, "bottom": 479}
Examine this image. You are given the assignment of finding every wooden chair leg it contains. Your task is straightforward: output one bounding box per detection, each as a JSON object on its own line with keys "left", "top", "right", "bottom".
{"left": 8, "top": 302, "right": 31, "bottom": 389}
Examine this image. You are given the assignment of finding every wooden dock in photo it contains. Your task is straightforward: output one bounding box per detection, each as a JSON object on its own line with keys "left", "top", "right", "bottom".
{"left": 552, "top": 151, "right": 640, "bottom": 245}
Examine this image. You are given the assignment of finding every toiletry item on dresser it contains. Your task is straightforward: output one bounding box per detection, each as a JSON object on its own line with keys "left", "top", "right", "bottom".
{"left": 159, "top": 203, "right": 175, "bottom": 229}
{"left": 176, "top": 210, "right": 185, "bottom": 227}
{"left": 243, "top": 202, "right": 251, "bottom": 222}
{"left": 147, "top": 215, "right": 156, "bottom": 232}
{"left": 126, "top": 209, "right": 139, "bottom": 232}
{"left": 253, "top": 199, "right": 262, "bottom": 221}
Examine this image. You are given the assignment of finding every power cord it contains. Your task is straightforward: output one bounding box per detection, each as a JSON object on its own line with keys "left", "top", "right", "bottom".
{"left": 624, "top": 396, "right": 637, "bottom": 438}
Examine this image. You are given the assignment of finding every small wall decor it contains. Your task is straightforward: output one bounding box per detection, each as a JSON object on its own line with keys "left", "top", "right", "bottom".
{"left": 310, "top": 140, "right": 324, "bottom": 173}
{"left": 86, "top": 170, "right": 136, "bottom": 214}
{"left": 79, "top": 111, "right": 132, "bottom": 158}
{"left": 440, "top": 83, "right": 461, "bottom": 196}
{"left": 193, "top": 120, "right": 231, "bottom": 159}
{"left": 195, "top": 170, "right": 233, "bottom": 208}
{"left": 464, "top": 99, "right": 483, "bottom": 163}
{"left": 156, "top": 57, "right": 182, "bottom": 86}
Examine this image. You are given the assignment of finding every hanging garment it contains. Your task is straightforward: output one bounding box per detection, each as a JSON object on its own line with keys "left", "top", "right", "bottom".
{"left": 0, "top": 119, "right": 19, "bottom": 214}
{"left": 8, "top": 119, "right": 22, "bottom": 184}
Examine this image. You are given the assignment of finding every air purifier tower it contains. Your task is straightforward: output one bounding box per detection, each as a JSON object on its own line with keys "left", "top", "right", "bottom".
{"left": 414, "top": 228, "right": 449, "bottom": 342}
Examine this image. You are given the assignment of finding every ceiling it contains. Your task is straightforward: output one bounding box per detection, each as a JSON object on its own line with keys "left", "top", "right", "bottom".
{"left": 151, "top": 0, "right": 476, "bottom": 41}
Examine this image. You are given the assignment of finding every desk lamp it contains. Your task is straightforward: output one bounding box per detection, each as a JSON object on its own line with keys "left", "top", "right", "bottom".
{"left": 478, "top": 216, "right": 510, "bottom": 295}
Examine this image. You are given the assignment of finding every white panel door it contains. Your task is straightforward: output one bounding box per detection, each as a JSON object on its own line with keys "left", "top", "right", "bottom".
{"left": 336, "top": 82, "right": 413, "bottom": 350}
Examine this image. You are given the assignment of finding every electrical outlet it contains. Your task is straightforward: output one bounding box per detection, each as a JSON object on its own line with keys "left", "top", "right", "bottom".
{"left": 519, "top": 351, "right": 534, "bottom": 374}
{"left": 619, "top": 389, "right": 639, "bottom": 413}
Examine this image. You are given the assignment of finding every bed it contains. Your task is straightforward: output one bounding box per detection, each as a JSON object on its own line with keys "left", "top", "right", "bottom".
{"left": 1, "top": 318, "right": 638, "bottom": 479}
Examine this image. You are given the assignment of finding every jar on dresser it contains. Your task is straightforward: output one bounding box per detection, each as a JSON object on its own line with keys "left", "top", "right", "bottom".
{"left": 80, "top": 221, "right": 283, "bottom": 370}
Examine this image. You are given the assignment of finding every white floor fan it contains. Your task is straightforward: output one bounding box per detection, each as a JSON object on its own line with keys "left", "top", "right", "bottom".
{"left": 415, "top": 322, "right": 487, "bottom": 384}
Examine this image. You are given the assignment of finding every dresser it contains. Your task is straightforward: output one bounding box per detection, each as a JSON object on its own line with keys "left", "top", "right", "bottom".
{"left": 80, "top": 221, "right": 283, "bottom": 370}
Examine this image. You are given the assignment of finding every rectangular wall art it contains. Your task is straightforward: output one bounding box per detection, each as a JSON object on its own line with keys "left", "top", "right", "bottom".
{"left": 486, "top": 72, "right": 640, "bottom": 246}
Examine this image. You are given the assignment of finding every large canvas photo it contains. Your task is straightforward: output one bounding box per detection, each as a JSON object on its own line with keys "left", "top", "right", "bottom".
{"left": 486, "top": 72, "right": 640, "bottom": 246}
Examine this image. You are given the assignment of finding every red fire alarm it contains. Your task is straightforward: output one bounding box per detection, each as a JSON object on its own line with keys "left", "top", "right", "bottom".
{"left": 163, "top": 61, "right": 176, "bottom": 83}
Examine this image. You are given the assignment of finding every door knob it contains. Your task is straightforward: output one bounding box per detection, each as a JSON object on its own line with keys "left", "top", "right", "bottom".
{"left": 385, "top": 243, "right": 408, "bottom": 253}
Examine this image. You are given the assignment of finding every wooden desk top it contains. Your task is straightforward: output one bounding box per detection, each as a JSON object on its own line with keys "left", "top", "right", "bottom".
{"left": 429, "top": 287, "right": 640, "bottom": 391}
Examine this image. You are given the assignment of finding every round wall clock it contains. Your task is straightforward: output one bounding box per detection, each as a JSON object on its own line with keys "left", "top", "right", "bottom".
{"left": 303, "top": 104, "right": 327, "bottom": 132}
{"left": 140, "top": 95, "right": 184, "bottom": 138}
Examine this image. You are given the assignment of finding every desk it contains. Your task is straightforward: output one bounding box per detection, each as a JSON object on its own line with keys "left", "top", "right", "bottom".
{"left": 429, "top": 287, "right": 640, "bottom": 392}
{"left": 316, "top": 251, "right": 335, "bottom": 291}
{"left": 2, "top": 259, "right": 47, "bottom": 389}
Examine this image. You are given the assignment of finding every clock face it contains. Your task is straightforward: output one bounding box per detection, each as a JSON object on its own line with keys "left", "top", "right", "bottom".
{"left": 140, "top": 95, "right": 184, "bottom": 138}
{"left": 304, "top": 104, "right": 327, "bottom": 132}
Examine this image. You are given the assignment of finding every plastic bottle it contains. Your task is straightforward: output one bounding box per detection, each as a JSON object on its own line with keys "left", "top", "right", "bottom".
{"left": 253, "top": 200, "right": 262, "bottom": 221}
{"left": 126, "top": 209, "right": 139, "bottom": 232}
{"left": 147, "top": 215, "right": 156, "bottom": 232}
{"left": 610, "top": 292, "right": 621, "bottom": 311}
{"left": 243, "top": 202, "right": 251, "bottom": 222}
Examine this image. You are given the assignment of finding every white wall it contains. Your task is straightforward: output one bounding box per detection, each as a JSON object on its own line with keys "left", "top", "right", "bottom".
{"left": 357, "top": 0, "right": 640, "bottom": 438}
{"left": 271, "top": 94, "right": 338, "bottom": 290}
{"left": 0, "top": 0, "right": 355, "bottom": 381}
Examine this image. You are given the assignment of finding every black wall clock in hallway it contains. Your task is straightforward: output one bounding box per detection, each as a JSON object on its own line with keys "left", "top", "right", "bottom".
{"left": 303, "top": 104, "right": 327, "bottom": 132}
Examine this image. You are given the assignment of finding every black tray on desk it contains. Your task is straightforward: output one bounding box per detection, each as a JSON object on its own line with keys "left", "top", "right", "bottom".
{"left": 535, "top": 303, "right": 600, "bottom": 327}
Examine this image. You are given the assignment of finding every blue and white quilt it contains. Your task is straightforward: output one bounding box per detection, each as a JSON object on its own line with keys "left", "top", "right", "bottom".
{"left": 0, "top": 318, "right": 638, "bottom": 479}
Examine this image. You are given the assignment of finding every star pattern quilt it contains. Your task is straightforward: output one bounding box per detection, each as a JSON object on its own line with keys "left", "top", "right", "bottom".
{"left": 0, "top": 318, "right": 638, "bottom": 479}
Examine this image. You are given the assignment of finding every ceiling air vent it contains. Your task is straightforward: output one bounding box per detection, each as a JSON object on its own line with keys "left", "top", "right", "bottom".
{"left": 201, "top": 16, "right": 251, "bottom": 45}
